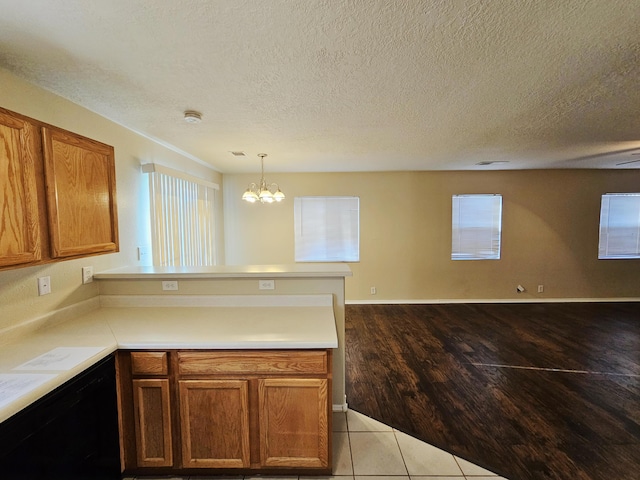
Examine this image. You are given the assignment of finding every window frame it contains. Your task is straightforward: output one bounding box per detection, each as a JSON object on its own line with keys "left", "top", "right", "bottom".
{"left": 293, "top": 196, "right": 360, "bottom": 263}
{"left": 598, "top": 193, "right": 640, "bottom": 260}
{"left": 451, "top": 194, "right": 502, "bottom": 261}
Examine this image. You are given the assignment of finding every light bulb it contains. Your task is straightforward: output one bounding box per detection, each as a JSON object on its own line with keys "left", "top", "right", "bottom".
{"left": 242, "top": 189, "right": 258, "bottom": 203}
{"left": 273, "top": 189, "right": 285, "bottom": 202}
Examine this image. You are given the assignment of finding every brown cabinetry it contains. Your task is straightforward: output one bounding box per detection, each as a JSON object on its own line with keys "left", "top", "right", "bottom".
{"left": 179, "top": 379, "right": 251, "bottom": 468}
{"left": 128, "top": 351, "right": 173, "bottom": 467}
{"left": 0, "top": 107, "right": 118, "bottom": 271}
{"left": 116, "top": 349, "right": 332, "bottom": 476}
{"left": 132, "top": 378, "right": 173, "bottom": 467}
{"left": 42, "top": 126, "right": 118, "bottom": 258}
{"left": 0, "top": 110, "right": 41, "bottom": 268}
{"left": 258, "top": 377, "right": 330, "bottom": 468}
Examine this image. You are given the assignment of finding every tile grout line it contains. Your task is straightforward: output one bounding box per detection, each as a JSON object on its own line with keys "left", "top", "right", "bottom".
{"left": 345, "top": 411, "right": 356, "bottom": 478}
{"left": 453, "top": 455, "right": 474, "bottom": 480}
{"left": 391, "top": 428, "right": 412, "bottom": 478}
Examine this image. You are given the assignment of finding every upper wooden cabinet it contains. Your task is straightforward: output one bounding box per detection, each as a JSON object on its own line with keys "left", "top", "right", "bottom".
{"left": 42, "top": 126, "right": 118, "bottom": 258}
{"left": 0, "top": 107, "right": 119, "bottom": 270}
{"left": 0, "top": 111, "right": 41, "bottom": 268}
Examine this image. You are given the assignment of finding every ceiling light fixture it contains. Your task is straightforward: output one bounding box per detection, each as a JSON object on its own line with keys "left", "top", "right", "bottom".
{"left": 183, "top": 110, "right": 202, "bottom": 124}
{"left": 241, "top": 153, "right": 285, "bottom": 204}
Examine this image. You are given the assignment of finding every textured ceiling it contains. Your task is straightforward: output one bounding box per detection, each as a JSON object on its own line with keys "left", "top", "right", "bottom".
{"left": 0, "top": 0, "right": 639, "bottom": 173}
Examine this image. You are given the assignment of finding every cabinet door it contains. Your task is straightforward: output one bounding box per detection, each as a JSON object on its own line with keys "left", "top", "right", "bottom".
{"left": 41, "top": 126, "right": 118, "bottom": 258}
{"left": 258, "top": 378, "right": 330, "bottom": 468}
{"left": 179, "top": 380, "right": 250, "bottom": 468}
{"left": 132, "top": 378, "right": 173, "bottom": 467}
{"left": 0, "top": 111, "right": 41, "bottom": 267}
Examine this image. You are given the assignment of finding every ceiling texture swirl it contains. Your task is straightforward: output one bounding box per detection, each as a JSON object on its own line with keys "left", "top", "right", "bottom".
{"left": 1, "top": 0, "right": 639, "bottom": 173}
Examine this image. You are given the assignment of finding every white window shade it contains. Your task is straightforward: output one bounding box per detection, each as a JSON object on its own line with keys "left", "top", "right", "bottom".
{"left": 147, "top": 169, "right": 217, "bottom": 266}
{"left": 294, "top": 196, "right": 359, "bottom": 262}
{"left": 452, "top": 194, "right": 502, "bottom": 260}
{"left": 598, "top": 193, "right": 640, "bottom": 259}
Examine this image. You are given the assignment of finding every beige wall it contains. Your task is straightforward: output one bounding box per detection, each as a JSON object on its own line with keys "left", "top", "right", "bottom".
{"left": 0, "top": 69, "right": 223, "bottom": 331}
{"left": 223, "top": 170, "right": 640, "bottom": 301}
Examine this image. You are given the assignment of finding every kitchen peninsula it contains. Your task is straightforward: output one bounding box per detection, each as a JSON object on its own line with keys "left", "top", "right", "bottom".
{"left": 0, "top": 264, "right": 351, "bottom": 477}
{"left": 95, "top": 263, "right": 351, "bottom": 409}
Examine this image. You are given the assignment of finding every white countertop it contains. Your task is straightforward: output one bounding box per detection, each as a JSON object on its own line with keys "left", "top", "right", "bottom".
{"left": 94, "top": 263, "right": 353, "bottom": 279}
{"left": 0, "top": 295, "right": 338, "bottom": 423}
{"left": 98, "top": 305, "right": 338, "bottom": 349}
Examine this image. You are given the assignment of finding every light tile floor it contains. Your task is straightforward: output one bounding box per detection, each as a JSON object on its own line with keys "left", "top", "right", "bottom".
{"left": 125, "top": 410, "right": 509, "bottom": 480}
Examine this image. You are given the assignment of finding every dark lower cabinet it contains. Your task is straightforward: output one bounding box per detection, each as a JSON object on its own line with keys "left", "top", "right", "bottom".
{"left": 0, "top": 354, "right": 121, "bottom": 479}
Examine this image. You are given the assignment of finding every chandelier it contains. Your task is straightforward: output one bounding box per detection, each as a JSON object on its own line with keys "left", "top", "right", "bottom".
{"left": 241, "top": 153, "right": 285, "bottom": 204}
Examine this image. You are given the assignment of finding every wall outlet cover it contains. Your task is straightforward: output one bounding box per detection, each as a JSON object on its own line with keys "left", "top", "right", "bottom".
{"left": 259, "top": 279, "right": 275, "bottom": 290}
{"left": 38, "top": 276, "right": 51, "bottom": 296}
{"left": 82, "top": 266, "right": 94, "bottom": 284}
{"left": 162, "top": 280, "right": 179, "bottom": 291}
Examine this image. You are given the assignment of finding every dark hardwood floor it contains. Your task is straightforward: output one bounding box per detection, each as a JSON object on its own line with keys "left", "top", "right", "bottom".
{"left": 345, "top": 303, "right": 640, "bottom": 480}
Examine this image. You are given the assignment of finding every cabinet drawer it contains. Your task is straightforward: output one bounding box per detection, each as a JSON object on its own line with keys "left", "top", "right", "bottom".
{"left": 178, "top": 350, "right": 328, "bottom": 375}
{"left": 131, "top": 352, "right": 168, "bottom": 375}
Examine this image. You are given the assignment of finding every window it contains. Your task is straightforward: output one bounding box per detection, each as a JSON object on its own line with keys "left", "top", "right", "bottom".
{"left": 452, "top": 194, "right": 502, "bottom": 260}
{"left": 294, "top": 196, "right": 359, "bottom": 262}
{"left": 598, "top": 193, "right": 640, "bottom": 259}
{"left": 144, "top": 164, "right": 218, "bottom": 266}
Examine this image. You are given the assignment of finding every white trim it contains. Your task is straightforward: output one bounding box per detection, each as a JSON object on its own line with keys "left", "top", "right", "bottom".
{"left": 347, "top": 297, "right": 640, "bottom": 305}
{"left": 333, "top": 403, "right": 348, "bottom": 412}
{"left": 141, "top": 163, "right": 220, "bottom": 190}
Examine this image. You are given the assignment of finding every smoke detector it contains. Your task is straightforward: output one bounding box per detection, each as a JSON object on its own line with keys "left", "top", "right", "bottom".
{"left": 183, "top": 110, "right": 202, "bottom": 124}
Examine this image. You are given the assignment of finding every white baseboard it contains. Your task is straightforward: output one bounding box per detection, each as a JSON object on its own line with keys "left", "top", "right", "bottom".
{"left": 333, "top": 403, "right": 348, "bottom": 412}
{"left": 347, "top": 297, "right": 640, "bottom": 305}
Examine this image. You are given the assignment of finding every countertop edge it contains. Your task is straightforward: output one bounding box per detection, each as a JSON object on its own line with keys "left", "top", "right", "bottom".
{"left": 94, "top": 263, "right": 353, "bottom": 279}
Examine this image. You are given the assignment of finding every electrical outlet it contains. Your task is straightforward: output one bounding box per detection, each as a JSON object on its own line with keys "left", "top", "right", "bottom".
{"left": 538, "top": 284, "right": 544, "bottom": 293}
{"left": 370, "top": 286, "right": 377, "bottom": 295}
{"left": 38, "top": 276, "right": 51, "bottom": 296}
{"left": 162, "top": 280, "right": 178, "bottom": 291}
{"left": 259, "top": 279, "right": 275, "bottom": 290}
{"left": 82, "top": 266, "right": 94, "bottom": 284}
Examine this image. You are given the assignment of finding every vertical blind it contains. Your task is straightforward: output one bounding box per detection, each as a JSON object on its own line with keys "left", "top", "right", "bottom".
{"left": 598, "top": 193, "right": 640, "bottom": 259}
{"left": 148, "top": 170, "right": 216, "bottom": 266}
{"left": 452, "top": 194, "right": 502, "bottom": 260}
{"left": 294, "top": 196, "right": 360, "bottom": 262}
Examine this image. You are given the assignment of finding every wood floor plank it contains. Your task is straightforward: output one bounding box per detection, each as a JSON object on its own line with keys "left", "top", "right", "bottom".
{"left": 345, "top": 303, "right": 640, "bottom": 480}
